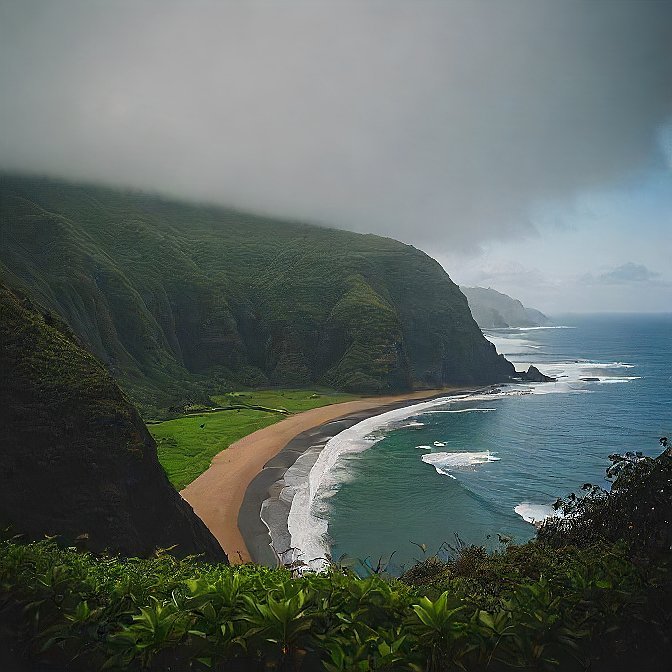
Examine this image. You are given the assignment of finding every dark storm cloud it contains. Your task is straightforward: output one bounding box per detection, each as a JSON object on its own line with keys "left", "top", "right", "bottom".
{"left": 1, "top": 0, "right": 671, "bottom": 251}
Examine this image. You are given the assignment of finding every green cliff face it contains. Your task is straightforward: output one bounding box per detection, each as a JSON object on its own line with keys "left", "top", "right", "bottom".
{"left": 0, "top": 176, "right": 513, "bottom": 409}
{"left": 0, "top": 282, "right": 226, "bottom": 561}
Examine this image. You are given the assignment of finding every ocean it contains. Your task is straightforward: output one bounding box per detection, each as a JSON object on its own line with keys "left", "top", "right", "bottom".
{"left": 280, "top": 314, "right": 671, "bottom": 573}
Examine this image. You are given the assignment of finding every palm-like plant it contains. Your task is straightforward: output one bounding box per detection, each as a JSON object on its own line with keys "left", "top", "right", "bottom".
{"left": 412, "top": 592, "right": 464, "bottom": 671}
{"left": 239, "top": 587, "right": 314, "bottom": 670}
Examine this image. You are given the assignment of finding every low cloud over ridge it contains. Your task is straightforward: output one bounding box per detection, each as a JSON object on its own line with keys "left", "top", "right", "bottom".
{"left": 0, "top": 1, "right": 671, "bottom": 254}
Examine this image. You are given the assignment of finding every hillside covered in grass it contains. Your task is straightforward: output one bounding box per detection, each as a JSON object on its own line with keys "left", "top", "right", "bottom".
{"left": 0, "top": 175, "right": 513, "bottom": 414}
{"left": 0, "top": 281, "right": 225, "bottom": 562}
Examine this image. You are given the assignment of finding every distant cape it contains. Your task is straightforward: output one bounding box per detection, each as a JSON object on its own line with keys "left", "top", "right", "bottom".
{"left": 460, "top": 286, "right": 551, "bottom": 329}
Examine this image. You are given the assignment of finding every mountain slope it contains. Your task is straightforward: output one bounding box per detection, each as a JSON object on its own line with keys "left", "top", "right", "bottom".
{"left": 460, "top": 286, "right": 551, "bottom": 329}
{"left": 0, "top": 282, "right": 226, "bottom": 561}
{"left": 0, "top": 176, "right": 514, "bottom": 411}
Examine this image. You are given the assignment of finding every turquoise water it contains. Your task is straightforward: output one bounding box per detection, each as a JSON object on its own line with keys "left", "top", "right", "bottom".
{"left": 318, "top": 314, "right": 671, "bottom": 574}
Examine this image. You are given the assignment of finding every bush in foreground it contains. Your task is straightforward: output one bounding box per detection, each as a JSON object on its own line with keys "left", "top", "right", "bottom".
{"left": 0, "top": 535, "right": 664, "bottom": 671}
{"left": 1, "top": 445, "right": 670, "bottom": 671}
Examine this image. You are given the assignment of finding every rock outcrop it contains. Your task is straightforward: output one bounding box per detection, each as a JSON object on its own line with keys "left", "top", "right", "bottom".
{"left": 517, "top": 365, "right": 557, "bottom": 383}
{"left": 0, "top": 283, "right": 226, "bottom": 562}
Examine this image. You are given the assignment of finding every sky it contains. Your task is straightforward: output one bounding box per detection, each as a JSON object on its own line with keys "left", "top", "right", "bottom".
{"left": 1, "top": 0, "right": 671, "bottom": 313}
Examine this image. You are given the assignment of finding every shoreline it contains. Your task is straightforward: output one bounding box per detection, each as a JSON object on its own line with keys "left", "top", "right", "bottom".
{"left": 180, "top": 388, "right": 476, "bottom": 563}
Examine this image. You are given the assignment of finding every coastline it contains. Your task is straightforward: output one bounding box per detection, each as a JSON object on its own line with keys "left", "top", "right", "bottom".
{"left": 181, "top": 388, "right": 474, "bottom": 563}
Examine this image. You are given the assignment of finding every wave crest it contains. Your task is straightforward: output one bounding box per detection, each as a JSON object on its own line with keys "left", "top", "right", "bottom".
{"left": 421, "top": 451, "right": 500, "bottom": 478}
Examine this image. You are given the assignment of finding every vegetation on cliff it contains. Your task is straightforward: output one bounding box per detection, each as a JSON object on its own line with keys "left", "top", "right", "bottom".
{"left": 0, "top": 175, "right": 513, "bottom": 415}
{"left": 0, "top": 282, "right": 225, "bottom": 562}
{"left": 0, "top": 445, "right": 669, "bottom": 671}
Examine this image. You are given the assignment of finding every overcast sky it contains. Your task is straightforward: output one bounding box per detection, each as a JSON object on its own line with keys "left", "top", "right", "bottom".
{"left": 1, "top": 0, "right": 670, "bottom": 313}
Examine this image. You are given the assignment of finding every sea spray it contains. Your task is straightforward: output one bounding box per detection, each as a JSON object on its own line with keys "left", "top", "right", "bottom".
{"left": 426, "top": 408, "right": 496, "bottom": 414}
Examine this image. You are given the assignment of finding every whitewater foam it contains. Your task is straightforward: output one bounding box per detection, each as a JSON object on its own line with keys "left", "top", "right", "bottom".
{"left": 514, "top": 502, "right": 562, "bottom": 525}
{"left": 426, "top": 407, "right": 496, "bottom": 414}
{"left": 485, "top": 334, "right": 541, "bottom": 354}
{"left": 286, "top": 389, "right": 556, "bottom": 566}
{"left": 421, "top": 451, "right": 500, "bottom": 478}
{"left": 504, "top": 326, "right": 575, "bottom": 331}
{"left": 286, "top": 393, "right": 474, "bottom": 570}
{"left": 597, "top": 376, "right": 642, "bottom": 383}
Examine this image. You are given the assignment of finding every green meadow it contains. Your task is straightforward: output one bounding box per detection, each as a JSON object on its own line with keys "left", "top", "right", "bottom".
{"left": 150, "top": 389, "right": 357, "bottom": 489}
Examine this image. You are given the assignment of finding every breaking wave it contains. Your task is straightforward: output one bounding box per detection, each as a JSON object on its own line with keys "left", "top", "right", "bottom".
{"left": 421, "top": 451, "right": 500, "bottom": 479}
{"left": 279, "top": 327, "right": 643, "bottom": 571}
{"left": 426, "top": 407, "right": 496, "bottom": 414}
{"left": 286, "top": 394, "right": 469, "bottom": 569}
{"left": 514, "top": 502, "right": 563, "bottom": 525}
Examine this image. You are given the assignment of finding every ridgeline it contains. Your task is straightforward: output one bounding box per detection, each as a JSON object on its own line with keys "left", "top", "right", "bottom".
{"left": 460, "top": 286, "right": 551, "bottom": 329}
{"left": 0, "top": 175, "right": 513, "bottom": 415}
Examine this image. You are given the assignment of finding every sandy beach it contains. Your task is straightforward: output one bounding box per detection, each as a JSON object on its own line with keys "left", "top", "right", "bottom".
{"left": 181, "top": 389, "right": 470, "bottom": 563}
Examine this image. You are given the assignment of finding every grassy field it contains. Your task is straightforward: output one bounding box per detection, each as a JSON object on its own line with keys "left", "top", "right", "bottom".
{"left": 150, "top": 389, "right": 358, "bottom": 489}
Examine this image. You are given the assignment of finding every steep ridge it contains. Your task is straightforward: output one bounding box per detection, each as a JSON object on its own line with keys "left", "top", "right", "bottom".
{"left": 0, "top": 282, "right": 226, "bottom": 561}
{"left": 461, "top": 286, "right": 551, "bottom": 329}
{"left": 0, "top": 176, "right": 514, "bottom": 412}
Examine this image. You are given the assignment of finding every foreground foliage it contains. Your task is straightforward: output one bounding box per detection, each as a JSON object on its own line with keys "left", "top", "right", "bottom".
{"left": 1, "top": 446, "right": 670, "bottom": 671}
{"left": 539, "top": 439, "right": 672, "bottom": 558}
{"left": 0, "top": 535, "right": 666, "bottom": 671}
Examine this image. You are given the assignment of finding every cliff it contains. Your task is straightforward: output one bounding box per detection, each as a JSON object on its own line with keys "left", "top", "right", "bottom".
{"left": 460, "top": 286, "right": 551, "bottom": 329}
{"left": 0, "top": 176, "right": 514, "bottom": 412}
{"left": 0, "top": 282, "right": 226, "bottom": 561}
